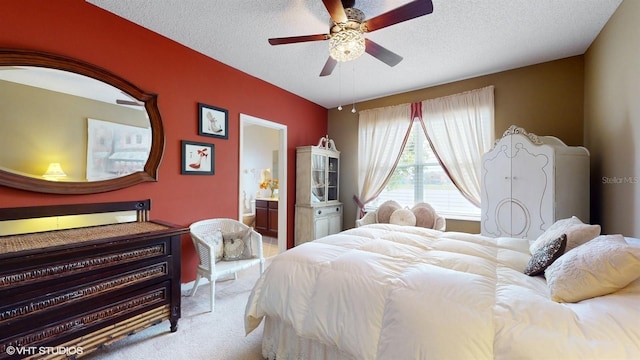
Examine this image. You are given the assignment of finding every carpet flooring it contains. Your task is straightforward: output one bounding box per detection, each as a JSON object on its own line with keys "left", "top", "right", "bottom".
{"left": 84, "top": 258, "right": 271, "bottom": 360}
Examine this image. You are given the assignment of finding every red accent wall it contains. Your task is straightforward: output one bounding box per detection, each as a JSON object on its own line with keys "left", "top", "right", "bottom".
{"left": 0, "top": 0, "right": 328, "bottom": 281}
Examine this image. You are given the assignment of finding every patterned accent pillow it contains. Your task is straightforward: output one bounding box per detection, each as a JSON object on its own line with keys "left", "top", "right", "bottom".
{"left": 524, "top": 234, "right": 567, "bottom": 276}
{"left": 222, "top": 227, "right": 254, "bottom": 261}
{"left": 203, "top": 229, "right": 224, "bottom": 263}
{"left": 377, "top": 200, "right": 401, "bottom": 223}
{"left": 389, "top": 208, "right": 417, "bottom": 226}
{"left": 529, "top": 216, "right": 600, "bottom": 254}
{"left": 545, "top": 234, "right": 640, "bottom": 303}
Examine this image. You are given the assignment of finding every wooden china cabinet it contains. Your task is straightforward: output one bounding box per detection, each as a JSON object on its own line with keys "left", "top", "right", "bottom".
{"left": 294, "top": 137, "right": 343, "bottom": 246}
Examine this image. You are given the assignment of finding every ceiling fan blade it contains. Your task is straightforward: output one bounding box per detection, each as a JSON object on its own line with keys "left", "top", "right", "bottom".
{"left": 362, "top": 0, "right": 434, "bottom": 33}
{"left": 322, "top": 0, "right": 347, "bottom": 23}
{"left": 319, "top": 57, "right": 338, "bottom": 77}
{"left": 117, "top": 90, "right": 143, "bottom": 106}
{"left": 365, "top": 39, "right": 403, "bottom": 67}
{"left": 268, "top": 34, "right": 330, "bottom": 45}
{"left": 116, "top": 99, "right": 143, "bottom": 106}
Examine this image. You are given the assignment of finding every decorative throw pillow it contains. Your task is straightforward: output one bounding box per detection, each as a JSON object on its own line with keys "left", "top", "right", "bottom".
{"left": 411, "top": 203, "right": 436, "bottom": 229}
{"left": 524, "top": 234, "right": 567, "bottom": 276}
{"left": 203, "top": 229, "right": 224, "bottom": 263}
{"left": 545, "top": 234, "right": 640, "bottom": 303}
{"left": 529, "top": 216, "right": 600, "bottom": 254}
{"left": 222, "top": 227, "right": 254, "bottom": 261}
{"left": 377, "top": 200, "right": 401, "bottom": 224}
{"left": 389, "top": 208, "right": 417, "bottom": 226}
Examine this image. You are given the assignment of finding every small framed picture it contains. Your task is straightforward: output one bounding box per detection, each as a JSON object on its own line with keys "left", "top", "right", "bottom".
{"left": 198, "top": 103, "right": 228, "bottom": 139}
{"left": 181, "top": 140, "right": 215, "bottom": 175}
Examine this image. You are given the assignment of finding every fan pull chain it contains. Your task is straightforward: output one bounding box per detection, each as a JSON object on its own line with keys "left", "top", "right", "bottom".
{"left": 337, "top": 62, "right": 343, "bottom": 111}
{"left": 351, "top": 64, "right": 356, "bottom": 113}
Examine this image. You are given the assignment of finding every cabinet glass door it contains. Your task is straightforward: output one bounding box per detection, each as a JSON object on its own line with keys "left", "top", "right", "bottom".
{"left": 327, "top": 156, "right": 339, "bottom": 201}
{"left": 311, "top": 154, "right": 325, "bottom": 202}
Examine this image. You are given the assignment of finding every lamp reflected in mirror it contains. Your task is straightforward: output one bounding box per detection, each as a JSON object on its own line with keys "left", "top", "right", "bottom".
{"left": 42, "top": 163, "right": 67, "bottom": 181}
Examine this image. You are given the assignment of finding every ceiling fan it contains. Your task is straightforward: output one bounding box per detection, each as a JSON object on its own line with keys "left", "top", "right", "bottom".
{"left": 268, "top": 0, "right": 434, "bottom": 77}
{"left": 116, "top": 90, "right": 144, "bottom": 106}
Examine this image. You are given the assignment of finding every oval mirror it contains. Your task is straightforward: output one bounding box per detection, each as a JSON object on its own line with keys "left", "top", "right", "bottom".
{"left": 0, "top": 49, "right": 164, "bottom": 194}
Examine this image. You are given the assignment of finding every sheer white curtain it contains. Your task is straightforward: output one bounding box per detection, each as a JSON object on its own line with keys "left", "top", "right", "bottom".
{"left": 355, "top": 103, "right": 412, "bottom": 217}
{"left": 418, "top": 85, "right": 494, "bottom": 207}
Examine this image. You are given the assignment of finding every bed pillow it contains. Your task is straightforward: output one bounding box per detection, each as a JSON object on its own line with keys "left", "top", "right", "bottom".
{"left": 377, "top": 200, "right": 401, "bottom": 223}
{"left": 524, "top": 234, "right": 566, "bottom": 276}
{"left": 203, "top": 229, "right": 224, "bottom": 263}
{"left": 222, "top": 227, "right": 254, "bottom": 261}
{"left": 545, "top": 234, "right": 640, "bottom": 303}
{"left": 389, "top": 208, "right": 417, "bottom": 226}
{"left": 411, "top": 203, "right": 436, "bottom": 229}
{"left": 529, "top": 216, "right": 600, "bottom": 254}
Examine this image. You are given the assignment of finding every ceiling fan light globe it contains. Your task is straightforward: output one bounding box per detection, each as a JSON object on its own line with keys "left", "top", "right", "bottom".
{"left": 329, "top": 29, "right": 365, "bottom": 62}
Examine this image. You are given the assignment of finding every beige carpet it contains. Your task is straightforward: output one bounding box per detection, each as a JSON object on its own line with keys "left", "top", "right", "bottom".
{"left": 85, "top": 260, "right": 270, "bottom": 360}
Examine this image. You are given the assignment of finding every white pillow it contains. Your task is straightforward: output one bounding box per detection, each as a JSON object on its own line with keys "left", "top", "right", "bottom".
{"left": 545, "top": 234, "right": 640, "bottom": 303}
{"left": 529, "top": 216, "right": 600, "bottom": 254}
{"left": 389, "top": 208, "right": 417, "bottom": 226}
{"left": 203, "top": 229, "right": 224, "bottom": 263}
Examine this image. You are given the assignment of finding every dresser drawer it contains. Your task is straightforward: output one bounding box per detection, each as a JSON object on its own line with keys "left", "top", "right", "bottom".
{"left": 1, "top": 281, "right": 172, "bottom": 355}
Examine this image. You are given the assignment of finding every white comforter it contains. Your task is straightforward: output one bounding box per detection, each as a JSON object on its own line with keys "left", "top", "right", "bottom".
{"left": 245, "top": 224, "right": 640, "bottom": 359}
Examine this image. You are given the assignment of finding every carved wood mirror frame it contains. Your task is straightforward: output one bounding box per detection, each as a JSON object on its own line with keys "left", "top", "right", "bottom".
{"left": 0, "top": 48, "right": 164, "bottom": 194}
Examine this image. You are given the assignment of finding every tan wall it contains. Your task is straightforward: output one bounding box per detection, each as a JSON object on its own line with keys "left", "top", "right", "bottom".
{"left": 0, "top": 80, "right": 148, "bottom": 180}
{"left": 329, "top": 56, "right": 585, "bottom": 232}
{"left": 584, "top": 0, "right": 640, "bottom": 237}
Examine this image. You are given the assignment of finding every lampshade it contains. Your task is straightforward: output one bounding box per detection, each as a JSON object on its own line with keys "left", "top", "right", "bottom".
{"left": 329, "top": 29, "right": 365, "bottom": 62}
{"left": 43, "top": 162, "right": 67, "bottom": 181}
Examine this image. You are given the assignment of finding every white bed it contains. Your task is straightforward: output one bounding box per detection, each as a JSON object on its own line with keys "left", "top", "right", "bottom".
{"left": 245, "top": 223, "right": 640, "bottom": 359}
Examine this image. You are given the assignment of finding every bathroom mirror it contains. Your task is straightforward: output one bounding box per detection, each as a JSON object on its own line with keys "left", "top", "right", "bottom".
{"left": 0, "top": 49, "right": 164, "bottom": 194}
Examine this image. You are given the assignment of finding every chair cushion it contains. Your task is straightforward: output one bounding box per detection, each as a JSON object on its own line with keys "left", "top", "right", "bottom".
{"left": 222, "top": 227, "right": 254, "bottom": 261}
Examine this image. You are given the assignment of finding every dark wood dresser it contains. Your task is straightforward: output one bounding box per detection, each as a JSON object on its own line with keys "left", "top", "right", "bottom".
{"left": 0, "top": 200, "right": 187, "bottom": 359}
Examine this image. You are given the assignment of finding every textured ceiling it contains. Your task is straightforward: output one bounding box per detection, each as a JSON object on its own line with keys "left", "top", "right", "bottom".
{"left": 86, "top": 0, "right": 622, "bottom": 109}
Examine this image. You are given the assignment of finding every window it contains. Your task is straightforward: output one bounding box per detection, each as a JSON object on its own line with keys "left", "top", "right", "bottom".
{"left": 369, "top": 121, "right": 481, "bottom": 220}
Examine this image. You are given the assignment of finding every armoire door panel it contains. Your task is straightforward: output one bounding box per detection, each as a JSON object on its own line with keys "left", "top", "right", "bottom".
{"left": 481, "top": 125, "right": 590, "bottom": 239}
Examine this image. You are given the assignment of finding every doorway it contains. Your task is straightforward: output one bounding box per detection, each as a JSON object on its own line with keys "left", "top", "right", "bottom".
{"left": 239, "top": 113, "right": 287, "bottom": 255}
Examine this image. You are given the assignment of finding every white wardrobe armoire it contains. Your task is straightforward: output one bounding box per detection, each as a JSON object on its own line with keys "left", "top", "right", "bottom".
{"left": 481, "top": 125, "right": 590, "bottom": 239}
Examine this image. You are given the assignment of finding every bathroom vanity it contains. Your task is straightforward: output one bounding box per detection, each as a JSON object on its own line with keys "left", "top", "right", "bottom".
{"left": 255, "top": 198, "right": 278, "bottom": 237}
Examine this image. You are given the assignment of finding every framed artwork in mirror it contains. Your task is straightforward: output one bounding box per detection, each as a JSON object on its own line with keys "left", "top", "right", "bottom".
{"left": 198, "top": 103, "right": 228, "bottom": 139}
{"left": 87, "top": 118, "right": 151, "bottom": 181}
{"left": 181, "top": 140, "right": 214, "bottom": 175}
